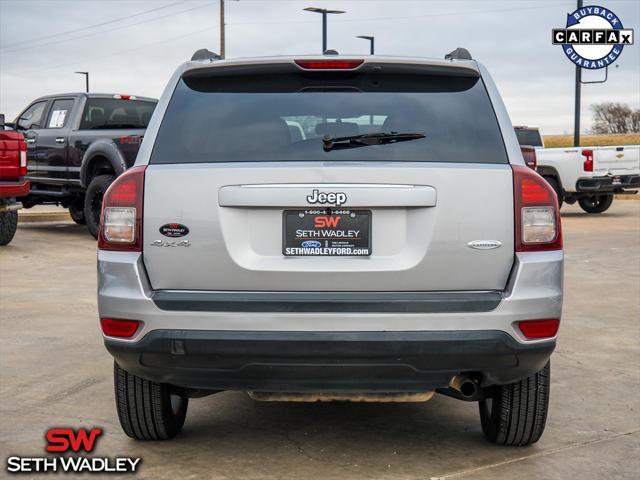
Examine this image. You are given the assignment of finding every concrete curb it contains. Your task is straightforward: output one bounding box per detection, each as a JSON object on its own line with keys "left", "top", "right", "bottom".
{"left": 18, "top": 211, "right": 72, "bottom": 223}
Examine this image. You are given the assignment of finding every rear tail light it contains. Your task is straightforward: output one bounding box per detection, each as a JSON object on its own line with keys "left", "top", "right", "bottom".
{"left": 582, "top": 149, "right": 593, "bottom": 172}
{"left": 98, "top": 166, "right": 146, "bottom": 251}
{"left": 520, "top": 145, "right": 537, "bottom": 170}
{"left": 518, "top": 319, "right": 560, "bottom": 339}
{"left": 513, "top": 165, "right": 562, "bottom": 252}
{"left": 295, "top": 59, "right": 364, "bottom": 70}
{"left": 100, "top": 318, "right": 142, "bottom": 338}
{"left": 19, "top": 139, "right": 27, "bottom": 176}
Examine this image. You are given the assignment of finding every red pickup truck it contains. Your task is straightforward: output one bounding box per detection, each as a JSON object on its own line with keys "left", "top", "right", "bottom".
{"left": 0, "top": 115, "right": 29, "bottom": 245}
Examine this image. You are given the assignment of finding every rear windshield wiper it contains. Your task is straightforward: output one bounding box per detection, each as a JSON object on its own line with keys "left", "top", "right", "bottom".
{"left": 322, "top": 132, "right": 425, "bottom": 151}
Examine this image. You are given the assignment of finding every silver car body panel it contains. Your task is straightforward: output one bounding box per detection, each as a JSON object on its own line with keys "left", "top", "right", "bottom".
{"left": 98, "top": 249, "right": 562, "bottom": 345}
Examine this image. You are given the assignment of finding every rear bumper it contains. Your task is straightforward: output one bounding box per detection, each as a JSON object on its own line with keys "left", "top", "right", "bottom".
{"left": 98, "top": 249, "right": 563, "bottom": 390}
{"left": 105, "top": 329, "right": 554, "bottom": 392}
{"left": 576, "top": 174, "right": 640, "bottom": 193}
{"left": 0, "top": 178, "right": 30, "bottom": 199}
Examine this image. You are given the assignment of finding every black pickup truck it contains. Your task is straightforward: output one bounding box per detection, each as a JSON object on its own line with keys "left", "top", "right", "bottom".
{"left": 10, "top": 93, "right": 157, "bottom": 237}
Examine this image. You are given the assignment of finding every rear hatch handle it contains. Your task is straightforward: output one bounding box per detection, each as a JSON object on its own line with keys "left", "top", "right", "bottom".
{"left": 218, "top": 184, "right": 437, "bottom": 208}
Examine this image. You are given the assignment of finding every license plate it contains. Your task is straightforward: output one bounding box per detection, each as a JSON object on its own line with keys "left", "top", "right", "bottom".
{"left": 283, "top": 209, "right": 371, "bottom": 256}
{"left": 612, "top": 176, "right": 622, "bottom": 185}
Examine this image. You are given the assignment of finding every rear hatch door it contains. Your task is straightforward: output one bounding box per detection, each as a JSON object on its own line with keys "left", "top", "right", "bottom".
{"left": 142, "top": 60, "right": 514, "bottom": 292}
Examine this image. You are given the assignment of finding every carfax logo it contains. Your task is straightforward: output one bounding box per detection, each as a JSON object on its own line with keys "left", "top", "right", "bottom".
{"left": 552, "top": 5, "right": 634, "bottom": 69}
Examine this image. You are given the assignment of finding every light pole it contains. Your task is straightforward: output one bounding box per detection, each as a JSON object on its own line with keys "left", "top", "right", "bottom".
{"left": 303, "top": 7, "right": 345, "bottom": 53}
{"left": 573, "top": 0, "right": 583, "bottom": 147}
{"left": 75, "top": 71, "right": 89, "bottom": 92}
{"left": 220, "top": 0, "right": 225, "bottom": 58}
{"left": 356, "top": 35, "right": 374, "bottom": 55}
{"left": 219, "top": 0, "right": 239, "bottom": 59}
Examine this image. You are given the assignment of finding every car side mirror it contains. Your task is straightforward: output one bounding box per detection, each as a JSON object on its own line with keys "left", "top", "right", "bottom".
{"left": 0, "top": 114, "right": 4, "bottom": 129}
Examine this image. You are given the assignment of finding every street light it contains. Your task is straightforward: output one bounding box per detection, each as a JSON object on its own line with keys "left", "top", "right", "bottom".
{"left": 356, "top": 35, "right": 375, "bottom": 55}
{"left": 303, "top": 7, "right": 345, "bottom": 53}
{"left": 75, "top": 71, "right": 89, "bottom": 93}
{"left": 219, "top": 0, "right": 240, "bottom": 59}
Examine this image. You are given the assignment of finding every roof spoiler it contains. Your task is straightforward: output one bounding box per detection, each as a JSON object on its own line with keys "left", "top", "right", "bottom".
{"left": 191, "top": 49, "right": 222, "bottom": 61}
{"left": 445, "top": 48, "right": 473, "bottom": 61}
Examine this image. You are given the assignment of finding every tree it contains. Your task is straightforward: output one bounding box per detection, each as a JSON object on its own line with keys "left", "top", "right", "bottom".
{"left": 591, "top": 102, "right": 640, "bottom": 134}
{"left": 631, "top": 109, "right": 640, "bottom": 133}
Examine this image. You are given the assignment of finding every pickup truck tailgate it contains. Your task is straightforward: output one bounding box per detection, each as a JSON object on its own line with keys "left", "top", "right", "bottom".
{"left": 0, "top": 131, "right": 26, "bottom": 181}
{"left": 594, "top": 146, "right": 640, "bottom": 175}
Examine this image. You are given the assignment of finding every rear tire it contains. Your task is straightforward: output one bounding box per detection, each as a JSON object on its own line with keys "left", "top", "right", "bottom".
{"left": 84, "top": 174, "right": 114, "bottom": 238}
{"left": 114, "top": 362, "right": 188, "bottom": 440}
{"left": 578, "top": 194, "right": 613, "bottom": 214}
{"left": 68, "top": 198, "right": 86, "bottom": 224}
{"left": 479, "top": 362, "right": 550, "bottom": 446}
{"left": 0, "top": 210, "right": 18, "bottom": 246}
{"left": 543, "top": 176, "right": 563, "bottom": 209}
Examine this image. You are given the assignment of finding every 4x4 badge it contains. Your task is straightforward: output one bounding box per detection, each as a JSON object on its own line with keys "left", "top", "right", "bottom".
{"left": 150, "top": 240, "right": 190, "bottom": 247}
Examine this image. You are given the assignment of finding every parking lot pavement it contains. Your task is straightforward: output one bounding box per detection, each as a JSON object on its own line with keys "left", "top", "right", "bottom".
{"left": 1, "top": 201, "right": 638, "bottom": 480}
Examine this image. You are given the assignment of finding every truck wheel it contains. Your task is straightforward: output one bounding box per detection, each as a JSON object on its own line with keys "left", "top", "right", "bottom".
{"left": 114, "top": 362, "right": 188, "bottom": 440}
{"left": 578, "top": 194, "right": 613, "bottom": 214}
{"left": 84, "top": 174, "right": 114, "bottom": 239}
{"left": 543, "top": 176, "right": 563, "bottom": 209}
{"left": 68, "top": 198, "right": 86, "bottom": 224}
{"left": 0, "top": 210, "right": 19, "bottom": 246}
{"left": 479, "top": 361, "right": 550, "bottom": 446}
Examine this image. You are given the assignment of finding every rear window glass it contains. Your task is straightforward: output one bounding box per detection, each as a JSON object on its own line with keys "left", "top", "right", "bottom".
{"left": 80, "top": 98, "right": 156, "bottom": 130}
{"left": 515, "top": 128, "right": 543, "bottom": 147}
{"left": 150, "top": 71, "right": 508, "bottom": 164}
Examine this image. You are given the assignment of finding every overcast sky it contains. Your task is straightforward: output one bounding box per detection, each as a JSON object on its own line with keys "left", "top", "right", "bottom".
{"left": 1, "top": 0, "right": 638, "bottom": 134}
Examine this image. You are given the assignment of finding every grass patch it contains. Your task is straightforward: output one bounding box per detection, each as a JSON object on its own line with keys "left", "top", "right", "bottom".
{"left": 543, "top": 134, "right": 640, "bottom": 148}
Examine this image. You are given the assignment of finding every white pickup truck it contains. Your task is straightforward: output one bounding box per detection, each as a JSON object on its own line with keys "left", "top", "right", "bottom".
{"left": 515, "top": 127, "right": 640, "bottom": 213}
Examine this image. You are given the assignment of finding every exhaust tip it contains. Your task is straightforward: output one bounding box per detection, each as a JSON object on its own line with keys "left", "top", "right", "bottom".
{"left": 459, "top": 380, "right": 478, "bottom": 398}
{"left": 449, "top": 375, "right": 478, "bottom": 399}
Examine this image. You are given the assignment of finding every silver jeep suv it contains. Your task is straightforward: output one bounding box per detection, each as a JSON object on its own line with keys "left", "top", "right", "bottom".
{"left": 98, "top": 50, "right": 563, "bottom": 445}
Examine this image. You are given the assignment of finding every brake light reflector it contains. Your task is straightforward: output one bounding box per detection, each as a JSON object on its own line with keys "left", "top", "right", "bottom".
{"left": 98, "top": 166, "right": 146, "bottom": 251}
{"left": 518, "top": 319, "right": 560, "bottom": 339}
{"left": 100, "top": 318, "right": 141, "bottom": 338}
{"left": 513, "top": 165, "right": 562, "bottom": 252}
{"left": 582, "top": 149, "right": 593, "bottom": 172}
{"left": 521, "top": 176, "right": 553, "bottom": 204}
{"left": 295, "top": 59, "right": 364, "bottom": 70}
{"left": 19, "top": 139, "right": 27, "bottom": 176}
